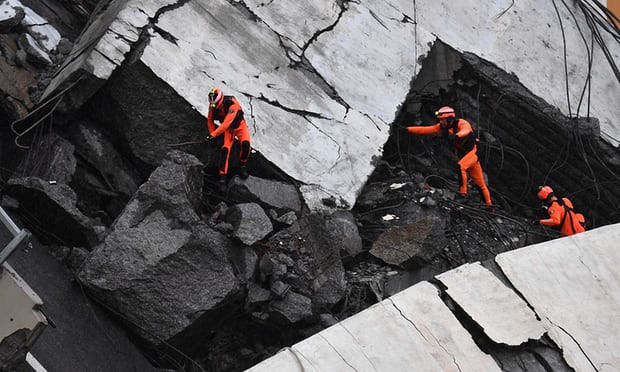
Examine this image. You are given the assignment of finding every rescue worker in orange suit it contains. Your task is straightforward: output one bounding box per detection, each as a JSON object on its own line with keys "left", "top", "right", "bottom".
{"left": 206, "top": 87, "right": 251, "bottom": 191}
{"left": 407, "top": 106, "right": 492, "bottom": 205}
{"left": 535, "top": 185, "right": 586, "bottom": 236}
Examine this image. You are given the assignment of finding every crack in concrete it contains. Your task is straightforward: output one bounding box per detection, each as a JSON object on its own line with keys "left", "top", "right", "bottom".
{"left": 363, "top": 113, "right": 383, "bottom": 131}
{"left": 576, "top": 253, "right": 601, "bottom": 284}
{"left": 302, "top": 116, "right": 343, "bottom": 166}
{"left": 128, "top": 0, "right": 190, "bottom": 58}
{"left": 294, "top": 2, "right": 352, "bottom": 111}
{"left": 546, "top": 317, "right": 599, "bottom": 372}
{"left": 318, "top": 333, "right": 359, "bottom": 371}
{"left": 24, "top": 23, "right": 50, "bottom": 27}
{"left": 386, "top": 298, "right": 463, "bottom": 372}
{"left": 246, "top": 97, "right": 258, "bottom": 135}
{"left": 368, "top": 9, "right": 389, "bottom": 31}
{"left": 283, "top": 346, "right": 307, "bottom": 371}
{"left": 490, "top": 260, "right": 543, "bottom": 321}
{"left": 206, "top": 0, "right": 353, "bottom": 117}
{"left": 384, "top": 299, "right": 428, "bottom": 342}
{"left": 235, "top": 0, "right": 353, "bottom": 112}
{"left": 254, "top": 95, "right": 329, "bottom": 120}
{"left": 291, "top": 345, "right": 322, "bottom": 371}
{"left": 249, "top": 93, "right": 343, "bottom": 170}
{"left": 337, "top": 323, "right": 379, "bottom": 371}
{"left": 432, "top": 266, "right": 572, "bottom": 371}
{"left": 93, "top": 47, "right": 120, "bottom": 67}
{"left": 108, "top": 28, "right": 137, "bottom": 45}
{"left": 151, "top": 24, "right": 178, "bottom": 45}
{"left": 199, "top": 69, "right": 215, "bottom": 81}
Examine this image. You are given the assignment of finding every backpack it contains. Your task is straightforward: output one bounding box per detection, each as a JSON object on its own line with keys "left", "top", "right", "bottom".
{"left": 560, "top": 199, "right": 586, "bottom": 235}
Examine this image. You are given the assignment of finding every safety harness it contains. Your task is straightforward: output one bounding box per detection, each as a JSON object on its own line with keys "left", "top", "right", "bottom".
{"left": 442, "top": 118, "right": 477, "bottom": 159}
{"left": 556, "top": 198, "right": 586, "bottom": 235}
{"left": 212, "top": 96, "right": 245, "bottom": 131}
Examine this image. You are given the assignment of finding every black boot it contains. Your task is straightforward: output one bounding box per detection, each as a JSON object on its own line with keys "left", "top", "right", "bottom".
{"left": 453, "top": 193, "right": 468, "bottom": 203}
{"left": 239, "top": 165, "right": 249, "bottom": 180}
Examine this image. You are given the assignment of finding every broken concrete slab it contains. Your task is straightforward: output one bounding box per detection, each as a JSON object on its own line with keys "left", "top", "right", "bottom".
{"left": 41, "top": 0, "right": 176, "bottom": 106}
{"left": 247, "top": 222, "right": 620, "bottom": 372}
{"left": 495, "top": 224, "right": 620, "bottom": 372}
{"left": 39, "top": 0, "right": 620, "bottom": 218}
{"left": 249, "top": 281, "right": 500, "bottom": 371}
{"left": 138, "top": 1, "right": 389, "bottom": 211}
{"left": 436, "top": 262, "right": 545, "bottom": 346}
{"left": 243, "top": 0, "right": 340, "bottom": 54}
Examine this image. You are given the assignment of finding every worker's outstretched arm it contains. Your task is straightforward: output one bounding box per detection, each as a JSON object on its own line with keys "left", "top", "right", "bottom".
{"left": 539, "top": 205, "right": 562, "bottom": 227}
{"left": 407, "top": 123, "right": 441, "bottom": 135}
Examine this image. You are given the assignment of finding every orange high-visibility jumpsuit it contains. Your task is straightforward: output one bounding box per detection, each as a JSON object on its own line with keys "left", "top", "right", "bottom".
{"left": 207, "top": 95, "right": 251, "bottom": 175}
{"left": 408, "top": 118, "right": 492, "bottom": 205}
{"left": 539, "top": 198, "right": 586, "bottom": 236}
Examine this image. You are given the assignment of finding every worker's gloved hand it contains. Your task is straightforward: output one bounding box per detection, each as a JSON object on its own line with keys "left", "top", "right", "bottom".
{"left": 447, "top": 133, "right": 457, "bottom": 141}
{"left": 531, "top": 219, "right": 540, "bottom": 226}
{"left": 204, "top": 135, "right": 212, "bottom": 142}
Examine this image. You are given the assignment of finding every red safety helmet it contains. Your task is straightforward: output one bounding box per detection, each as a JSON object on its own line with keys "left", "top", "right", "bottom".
{"left": 435, "top": 106, "right": 456, "bottom": 119}
{"left": 208, "top": 87, "right": 223, "bottom": 108}
{"left": 537, "top": 185, "right": 554, "bottom": 200}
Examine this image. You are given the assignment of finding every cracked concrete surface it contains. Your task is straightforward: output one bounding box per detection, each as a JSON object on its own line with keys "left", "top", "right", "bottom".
{"left": 249, "top": 281, "right": 500, "bottom": 371}
{"left": 39, "top": 0, "right": 620, "bottom": 211}
{"left": 495, "top": 225, "right": 620, "bottom": 372}
{"left": 436, "top": 262, "right": 545, "bottom": 346}
{"left": 248, "top": 223, "right": 620, "bottom": 371}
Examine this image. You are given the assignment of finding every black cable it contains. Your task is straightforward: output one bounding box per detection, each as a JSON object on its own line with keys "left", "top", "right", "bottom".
{"left": 441, "top": 199, "right": 530, "bottom": 243}
{"left": 460, "top": 231, "right": 497, "bottom": 256}
{"left": 574, "top": 129, "right": 601, "bottom": 200}
{"left": 481, "top": 141, "right": 531, "bottom": 202}
{"left": 447, "top": 218, "right": 469, "bottom": 261}
{"left": 483, "top": 213, "right": 517, "bottom": 250}
{"left": 560, "top": 0, "right": 594, "bottom": 118}
{"left": 543, "top": 133, "right": 572, "bottom": 186}
{"left": 577, "top": 0, "right": 620, "bottom": 82}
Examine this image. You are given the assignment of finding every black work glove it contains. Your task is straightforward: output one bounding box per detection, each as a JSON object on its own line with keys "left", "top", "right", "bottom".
{"left": 531, "top": 219, "right": 540, "bottom": 226}
{"left": 204, "top": 135, "right": 212, "bottom": 142}
{"left": 447, "top": 133, "right": 457, "bottom": 141}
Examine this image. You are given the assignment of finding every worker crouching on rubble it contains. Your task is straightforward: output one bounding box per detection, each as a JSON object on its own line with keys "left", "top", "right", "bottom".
{"left": 535, "top": 185, "right": 586, "bottom": 236}
{"left": 206, "top": 87, "right": 251, "bottom": 191}
{"left": 407, "top": 106, "right": 493, "bottom": 206}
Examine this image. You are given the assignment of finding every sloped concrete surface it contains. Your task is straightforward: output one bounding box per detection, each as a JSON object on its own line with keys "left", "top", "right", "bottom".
{"left": 247, "top": 223, "right": 620, "bottom": 371}
{"left": 436, "top": 262, "right": 545, "bottom": 346}
{"left": 248, "top": 281, "right": 500, "bottom": 372}
{"left": 42, "top": 0, "right": 620, "bottom": 211}
{"left": 496, "top": 224, "right": 620, "bottom": 372}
